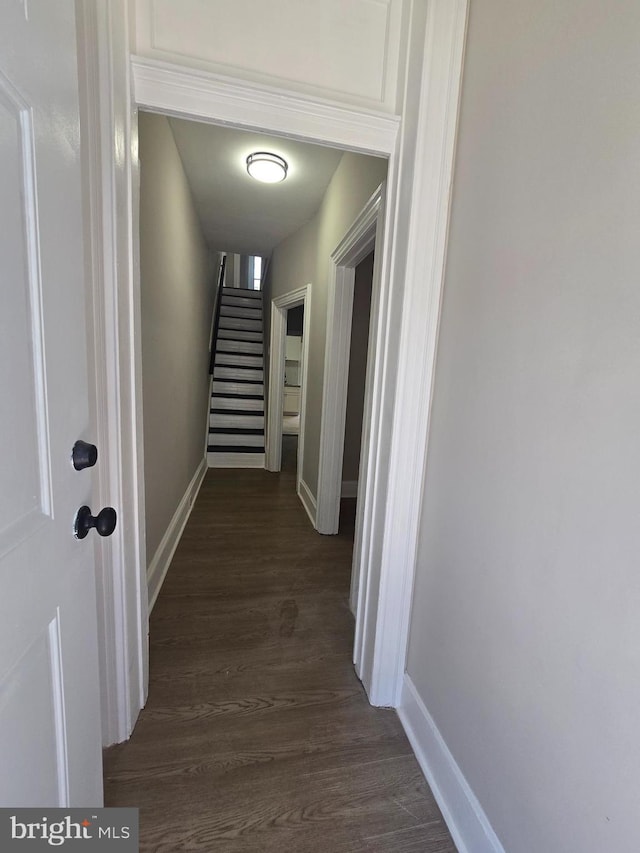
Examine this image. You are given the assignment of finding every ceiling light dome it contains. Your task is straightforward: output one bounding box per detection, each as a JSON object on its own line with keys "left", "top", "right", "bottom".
{"left": 246, "top": 152, "right": 288, "bottom": 183}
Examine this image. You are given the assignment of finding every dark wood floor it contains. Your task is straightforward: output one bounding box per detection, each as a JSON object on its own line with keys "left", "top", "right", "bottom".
{"left": 103, "top": 438, "right": 456, "bottom": 852}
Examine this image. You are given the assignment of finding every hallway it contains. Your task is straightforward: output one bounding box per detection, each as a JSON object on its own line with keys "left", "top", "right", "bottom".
{"left": 103, "top": 454, "right": 455, "bottom": 852}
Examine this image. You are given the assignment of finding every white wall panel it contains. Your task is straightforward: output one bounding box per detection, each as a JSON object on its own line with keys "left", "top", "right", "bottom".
{"left": 133, "top": 0, "right": 404, "bottom": 111}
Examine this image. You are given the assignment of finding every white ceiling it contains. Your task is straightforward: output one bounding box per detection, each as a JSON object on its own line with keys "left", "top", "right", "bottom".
{"left": 167, "top": 117, "right": 345, "bottom": 257}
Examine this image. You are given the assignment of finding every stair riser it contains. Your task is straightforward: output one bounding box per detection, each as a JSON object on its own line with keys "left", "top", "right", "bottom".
{"left": 221, "top": 286, "right": 262, "bottom": 299}
{"left": 218, "top": 329, "right": 263, "bottom": 342}
{"left": 208, "top": 433, "right": 264, "bottom": 447}
{"left": 215, "top": 353, "right": 263, "bottom": 368}
{"left": 220, "top": 305, "right": 262, "bottom": 320}
{"left": 217, "top": 340, "right": 263, "bottom": 355}
{"left": 214, "top": 367, "right": 263, "bottom": 382}
{"left": 212, "top": 381, "right": 263, "bottom": 396}
{"left": 219, "top": 317, "right": 262, "bottom": 332}
{"left": 221, "top": 294, "right": 263, "bottom": 309}
{"left": 210, "top": 414, "right": 264, "bottom": 429}
{"left": 211, "top": 397, "right": 263, "bottom": 412}
{"left": 207, "top": 451, "right": 265, "bottom": 468}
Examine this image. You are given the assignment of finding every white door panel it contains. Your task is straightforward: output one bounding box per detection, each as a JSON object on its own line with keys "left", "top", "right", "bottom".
{"left": 0, "top": 1, "right": 103, "bottom": 806}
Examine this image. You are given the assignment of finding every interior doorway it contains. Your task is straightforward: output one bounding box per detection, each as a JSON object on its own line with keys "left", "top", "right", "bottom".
{"left": 283, "top": 304, "right": 304, "bottom": 439}
{"left": 339, "top": 251, "right": 374, "bottom": 528}
{"left": 281, "top": 304, "right": 304, "bottom": 476}
{"left": 266, "top": 285, "right": 311, "bottom": 501}
{"left": 83, "top": 4, "right": 468, "bottom": 746}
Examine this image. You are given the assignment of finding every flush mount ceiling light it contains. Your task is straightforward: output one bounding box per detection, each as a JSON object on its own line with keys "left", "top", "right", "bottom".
{"left": 246, "top": 151, "right": 288, "bottom": 183}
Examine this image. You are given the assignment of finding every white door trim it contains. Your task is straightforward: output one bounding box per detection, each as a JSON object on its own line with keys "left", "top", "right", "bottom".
{"left": 316, "top": 187, "right": 382, "bottom": 535}
{"left": 80, "top": 1, "right": 148, "bottom": 745}
{"left": 88, "top": 0, "right": 467, "bottom": 745}
{"left": 358, "top": 0, "right": 470, "bottom": 706}
{"left": 265, "top": 285, "right": 311, "bottom": 500}
{"left": 131, "top": 55, "right": 400, "bottom": 157}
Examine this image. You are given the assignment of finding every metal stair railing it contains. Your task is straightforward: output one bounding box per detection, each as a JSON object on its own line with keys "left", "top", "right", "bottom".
{"left": 208, "top": 254, "right": 227, "bottom": 375}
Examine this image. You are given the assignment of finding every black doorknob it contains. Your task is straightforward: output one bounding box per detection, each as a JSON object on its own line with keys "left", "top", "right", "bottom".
{"left": 74, "top": 505, "right": 117, "bottom": 539}
{"left": 72, "top": 440, "right": 98, "bottom": 470}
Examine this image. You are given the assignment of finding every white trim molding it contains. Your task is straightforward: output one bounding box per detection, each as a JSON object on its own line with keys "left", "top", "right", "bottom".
{"left": 316, "top": 186, "right": 382, "bottom": 535}
{"left": 399, "top": 676, "right": 506, "bottom": 853}
{"left": 77, "top": 0, "right": 148, "bottom": 747}
{"left": 131, "top": 56, "right": 400, "bottom": 157}
{"left": 357, "top": 0, "right": 469, "bottom": 708}
{"left": 298, "top": 478, "right": 317, "bottom": 529}
{"left": 266, "top": 284, "right": 311, "bottom": 498}
{"left": 147, "top": 460, "right": 207, "bottom": 611}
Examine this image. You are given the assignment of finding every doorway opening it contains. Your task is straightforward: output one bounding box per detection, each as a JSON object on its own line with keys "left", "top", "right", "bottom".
{"left": 266, "top": 285, "right": 311, "bottom": 503}
{"left": 84, "top": 4, "right": 468, "bottom": 745}
{"left": 281, "top": 304, "right": 304, "bottom": 474}
{"left": 339, "top": 251, "right": 374, "bottom": 529}
{"left": 283, "top": 304, "right": 304, "bottom": 439}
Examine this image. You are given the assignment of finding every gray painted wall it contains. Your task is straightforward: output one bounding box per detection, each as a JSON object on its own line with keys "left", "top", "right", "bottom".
{"left": 406, "top": 1, "right": 640, "bottom": 851}
{"left": 139, "top": 112, "right": 214, "bottom": 563}
{"left": 268, "top": 153, "right": 387, "bottom": 496}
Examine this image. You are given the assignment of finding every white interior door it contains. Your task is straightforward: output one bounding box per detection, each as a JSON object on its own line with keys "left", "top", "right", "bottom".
{"left": 0, "top": 1, "right": 104, "bottom": 806}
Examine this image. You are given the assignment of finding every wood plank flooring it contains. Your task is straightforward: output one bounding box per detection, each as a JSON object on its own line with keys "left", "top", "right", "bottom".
{"left": 103, "top": 444, "right": 456, "bottom": 852}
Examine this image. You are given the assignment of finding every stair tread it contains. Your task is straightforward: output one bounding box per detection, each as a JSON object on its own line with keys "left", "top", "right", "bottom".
{"left": 211, "top": 391, "right": 264, "bottom": 398}
{"left": 217, "top": 345, "right": 263, "bottom": 351}
{"left": 214, "top": 376, "right": 264, "bottom": 386}
{"left": 207, "top": 445, "right": 265, "bottom": 453}
{"left": 216, "top": 353, "right": 263, "bottom": 360}
{"left": 209, "top": 428, "right": 265, "bottom": 435}
{"left": 222, "top": 287, "right": 262, "bottom": 297}
{"left": 215, "top": 362, "right": 263, "bottom": 369}
{"left": 218, "top": 333, "right": 263, "bottom": 342}
{"left": 209, "top": 409, "right": 264, "bottom": 418}
{"left": 217, "top": 343, "right": 263, "bottom": 351}
{"left": 220, "top": 312, "right": 263, "bottom": 321}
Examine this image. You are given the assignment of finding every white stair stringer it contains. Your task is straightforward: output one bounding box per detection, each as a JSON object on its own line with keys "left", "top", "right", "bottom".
{"left": 208, "top": 286, "right": 266, "bottom": 468}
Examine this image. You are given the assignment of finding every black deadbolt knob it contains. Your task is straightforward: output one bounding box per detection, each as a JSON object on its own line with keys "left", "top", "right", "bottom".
{"left": 72, "top": 440, "right": 98, "bottom": 470}
{"left": 74, "top": 505, "right": 117, "bottom": 539}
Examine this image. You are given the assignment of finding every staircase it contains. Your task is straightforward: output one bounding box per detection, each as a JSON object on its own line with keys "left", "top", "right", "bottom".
{"left": 207, "top": 286, "right": 265, "bottom": 467}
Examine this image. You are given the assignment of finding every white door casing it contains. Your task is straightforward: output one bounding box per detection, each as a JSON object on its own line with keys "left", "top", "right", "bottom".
{"left": 360, "top": 0, "right": 469, "bottom": 706}
{"left": 315, "top": 185, "right": 384, "bottom": 537}
{"left": 0, "top": 1, "right": 103, "bottom": 805}
{"left": 114, "top": 0, "right": 468, "bottom": 711}
{"left": 266, "top": 285, "right": 311, "bottom": 498}
{"left": 76, "top": 0, "right": 148, "bottom": 748}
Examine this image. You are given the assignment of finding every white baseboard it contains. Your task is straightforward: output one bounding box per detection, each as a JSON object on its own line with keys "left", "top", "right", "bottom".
{"left": 147, "top": 459, "right": 207, "bottom": 612}
{"left": 298, "top": 477, "right": 317, "bottom": 529}
{"left": 398, "top": 675, "right": 505, "bottom": 853}
{"left": 341, "top": 480, "right": 358, "bottom": 498}
{"left": 207, "top": 451, "right": 265, "bottom": 468}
